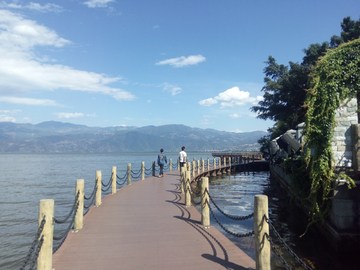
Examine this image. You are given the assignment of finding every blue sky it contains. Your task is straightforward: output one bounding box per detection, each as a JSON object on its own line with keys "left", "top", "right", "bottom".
{"left": 0, "top": 0, "right": 358, "bottom": 132}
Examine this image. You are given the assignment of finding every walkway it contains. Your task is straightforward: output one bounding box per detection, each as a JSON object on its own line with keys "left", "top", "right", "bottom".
{"left": 52, "top": 171, "right": 255, "bottom": 270}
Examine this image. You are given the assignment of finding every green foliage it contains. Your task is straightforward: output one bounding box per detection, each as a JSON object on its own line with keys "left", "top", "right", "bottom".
{"left": 303, "top": 38, "right": 360, "bottom": 227}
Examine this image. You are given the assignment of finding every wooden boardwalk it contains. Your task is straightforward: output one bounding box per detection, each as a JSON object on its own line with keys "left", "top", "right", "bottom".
{"left": 52, "top": 171, "right": 255, "bottom": 270}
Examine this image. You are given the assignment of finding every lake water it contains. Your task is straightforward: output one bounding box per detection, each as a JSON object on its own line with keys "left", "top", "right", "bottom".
{"left": 0, "top": 153, "right": 356, "bottom": 269}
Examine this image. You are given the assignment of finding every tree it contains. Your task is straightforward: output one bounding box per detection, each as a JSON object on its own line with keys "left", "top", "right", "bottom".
{"left": 252, "top": 16, "right": 360, "bottom": 141}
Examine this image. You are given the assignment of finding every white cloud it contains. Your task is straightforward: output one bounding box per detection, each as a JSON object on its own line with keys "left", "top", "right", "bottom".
{"left": 0, "top": 2, "right": 63, "bottom": 12}
{"left": 162, "top": 83, "right": 181, "bottom": 96}
{"left": 199, "top": 98, "right": 218, "bottom": 106}
{"left": 156, "top": 55, "right": 206, "bottom": 68}
{"left": 55, "top": 112, "right": 84, "bottom": 119}
{"left": 83, "top": 0, "right": 115, "bottom": 8}
{"left": 0, "top": 96, "right": 60, "bottom": 106}
{"left": 0, "top": 109, "right": 21, "bottom": 114}
{"left": 0, "top": 115, "right": 16, "bottom": 122}
{"left": 232, "top": 129, "right": 244, "bottom": 133}
{"left": 0, "top": 10, "right": 135, "bottom": 101}
{"left": 199, "top": 86, "right": 263, "bottom": 108}
{"left": 230, "top": 113, "right": 241, "bottom": 118}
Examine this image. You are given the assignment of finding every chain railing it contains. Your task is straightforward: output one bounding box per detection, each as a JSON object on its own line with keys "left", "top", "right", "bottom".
{"left": 19, "top": 217, "right": 46, "bottom": 270}
{"left": 264, "top": 216, "right": 313, "bottom": 270}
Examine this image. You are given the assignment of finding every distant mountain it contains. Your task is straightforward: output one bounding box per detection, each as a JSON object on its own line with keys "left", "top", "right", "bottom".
{"left": 0, "top": 121, "right": 267, "bottom": 153}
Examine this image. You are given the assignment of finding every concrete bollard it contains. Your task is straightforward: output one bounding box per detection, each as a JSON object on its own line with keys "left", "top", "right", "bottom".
{"left": 111, "top": 167, "right": 116, "bottom": 194}
{"left": 141, "top": 162, "right": 145, "bottom": 180}
{"left": 185, "top": 171, "right": 191, "bottom": 207}
{"left": 74, "top": 179, "right": 84, "bottom": 230}
{"left": 127, "top": 163, "right": 132, "bottom": 185}
{"left": 169, "top": 159, "right": 172, "bottom": 172}
{"left": 254, "top": 195, "right": 270, "bottom": 270}
{"left": 201, "top": 177, "right": 210, "bottom": 227}
{"left": 95, "top": 171, "right": 102, "bottom": 206}
{"left": 37, "top": 199, "right": 54, "bottom": 270}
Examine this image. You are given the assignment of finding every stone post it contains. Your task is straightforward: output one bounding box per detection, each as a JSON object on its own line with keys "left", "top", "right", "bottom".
{"left": 111, "top": 166, "right": 116, "bottom": 194}
{"left": 141, "top": 162, "right": 145, "bottom": 180}
{"left": 201, "top": 177, "right": 210, "bottom": 227}
{"left": 74, "top": 179, "right": 84, "bottom": 230}
{"left": 95, "top": 171, "right": 102, "bottom": 207}
{"left": 127, "top": 163, "right": 131, "bottom": 185}
{"left": 37, "top": 199, "right": 54, "bottom": 270}
{"left": 169, "top": 159, "right": 172, "bottom": 172}
{"left": 254, "top": 195, "right": 270, "bottom": 270}
{"left": 185, "top": 171, "right": 191, "bottom": 207}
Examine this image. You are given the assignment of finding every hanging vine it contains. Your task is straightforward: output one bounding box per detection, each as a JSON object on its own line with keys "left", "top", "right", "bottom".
{"left": 301, "top": 38, "right": 360, "bottom": 227}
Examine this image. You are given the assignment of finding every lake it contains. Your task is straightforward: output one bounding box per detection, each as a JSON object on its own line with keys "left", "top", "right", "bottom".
{"left": 0, "top": 153, "right": 356, "bottom": 269}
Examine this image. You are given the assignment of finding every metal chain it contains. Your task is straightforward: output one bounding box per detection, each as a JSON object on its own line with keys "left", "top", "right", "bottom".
{"left": 264, "top": 216, "right": 313, "bottom": 270}
{"left": 208, "top": 191, "right": 254, "bottom": 221}
{"left": 53, "top": 201, "right": 79, "bottom": 252}
{"left": 101, "top": 175, "right": 113, "bottom": 187}
{"left": 53, "top": 191, "right": 80, "bottom": 224}
{"left": 131, "top": 168, "right": 142, "bottom": 175}
{"left": 84, "top": 180, "right": 97, "bottom": 201}
{"left": 28, "top": 235, "right": 44, "bottom": 270}
{"left": 84, "top": 185, "right": 97, "bottom": 210}
{"left": 188, "top": 180, "right": 201, "bottom": 195}
{"left": 116, "top": 171, "right": 128, "bottom": 181}
{"left": 19, "top": 216, "right": 46, "bottom": 270}
{"left": 265, "top": 233, "right": 292, "bottom": 270}
{"left": 208, "top": 200, "right": 254, "bottom": 238}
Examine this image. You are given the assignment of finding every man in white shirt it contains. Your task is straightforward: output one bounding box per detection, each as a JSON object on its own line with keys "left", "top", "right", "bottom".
{"left": 179, "top": 146, "right": 187, "bottom": 167}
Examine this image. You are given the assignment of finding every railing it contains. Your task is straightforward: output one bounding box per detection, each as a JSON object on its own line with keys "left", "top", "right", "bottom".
{"left": 180, "top": 157, "right": 313, "bottom": 270}
{"left": 19, "top": 154, "right": 307, "bottom": 270}
{"left": 19, "top": 158, "right": 178, "bottom": 270}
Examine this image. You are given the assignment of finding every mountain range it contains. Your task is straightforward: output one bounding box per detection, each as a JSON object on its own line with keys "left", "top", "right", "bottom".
{"left": 0, "top": 121, "right": 267, "bottom": 153}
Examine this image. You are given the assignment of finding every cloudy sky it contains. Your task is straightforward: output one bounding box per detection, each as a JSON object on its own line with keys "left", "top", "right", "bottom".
{"left": 0, "top": 0, "right": 358, "bottom": 132}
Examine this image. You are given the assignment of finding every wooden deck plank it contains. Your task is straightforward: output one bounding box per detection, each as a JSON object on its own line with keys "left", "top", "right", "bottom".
{"left": 52, "top": 171, "right": 255, "bottom": 270}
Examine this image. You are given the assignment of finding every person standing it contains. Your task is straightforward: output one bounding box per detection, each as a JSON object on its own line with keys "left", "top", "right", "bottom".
{"left": 157, "top": 149, "right": 167, "bottom": 177}
{"left": 179, "top": 146, "right": 187, "bottom": 167}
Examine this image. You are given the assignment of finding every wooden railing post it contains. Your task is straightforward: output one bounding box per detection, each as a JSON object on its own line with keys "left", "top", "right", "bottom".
{"left": 187, "top": 161, "right": 191, "bottom": 172}
{"left": 95, "top": 171, "right": 102, "bottom": 206}
{"left": 37, "top": 199, "right": 54, "bottom": 270}
{"left": 213, "top": 158, "right": 216, "bottom": 169}
{"left": 219, "top": 157, "right": 222, "bottom": 168}
{"left": 180, "top": 165, "right": 186, "bottom": 194}
{"left": 177, "top": 158, "right": 180, "bottom": 170}
{"left": 254, "top": 195, "right": 270, "bottom": 270}
{"left": 141, "top": 162, "right": 145, "bottom": 180}
{"left": 152, "top": 161, "right": 155, "bottom": 177}
{"left": 169, "top": 159, "right": 172, "bottom": 171}
{"left": 185, "top": 171, "right": 191, "bottom": 207}
{"left": 74, "top": 179, "right": 84, "bottom": 230}
{"left": 111, "top": 167, "right": 116, "bottom": 194}
{"left": 201, "top": 159, "right": 204, "bottom": 172}
{"left": 127, "top": 163, "right": 131, "bottom": 185}
{"left": 192, "top": 160, "right": 196, "bottom": 178}
{"left": 201, "top": 177, "right": 210, "bottom": 227}
{"left": 207, "top": 158, "right": 210, "bottom": 171}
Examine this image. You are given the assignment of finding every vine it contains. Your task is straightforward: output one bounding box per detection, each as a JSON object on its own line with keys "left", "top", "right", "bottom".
{"left": 302, "top": 38, "right": 360, "bottom": 228}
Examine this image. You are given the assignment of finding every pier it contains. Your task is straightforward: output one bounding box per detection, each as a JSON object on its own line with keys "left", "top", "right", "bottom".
{"left": 20, "top": 156, "right": 313, "bottom": 270}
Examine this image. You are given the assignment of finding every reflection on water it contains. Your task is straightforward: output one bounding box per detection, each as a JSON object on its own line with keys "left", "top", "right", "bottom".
{"left": 197, "top": 171, "right": 358, "bottom": 270}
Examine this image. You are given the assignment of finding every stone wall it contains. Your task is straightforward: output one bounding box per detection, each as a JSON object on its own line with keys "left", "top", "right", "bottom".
{"left": 332, "top": 98, "right": 358, "bottom": 167}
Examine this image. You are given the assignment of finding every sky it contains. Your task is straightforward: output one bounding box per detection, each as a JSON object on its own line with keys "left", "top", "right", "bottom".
{"left": 0, "top": 0, "right": 358, "bottom": 133}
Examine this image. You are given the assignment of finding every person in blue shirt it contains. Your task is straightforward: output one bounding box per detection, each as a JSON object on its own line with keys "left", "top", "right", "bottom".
{"left": 157, "top": 149, "right": 167, "bottom": 177}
